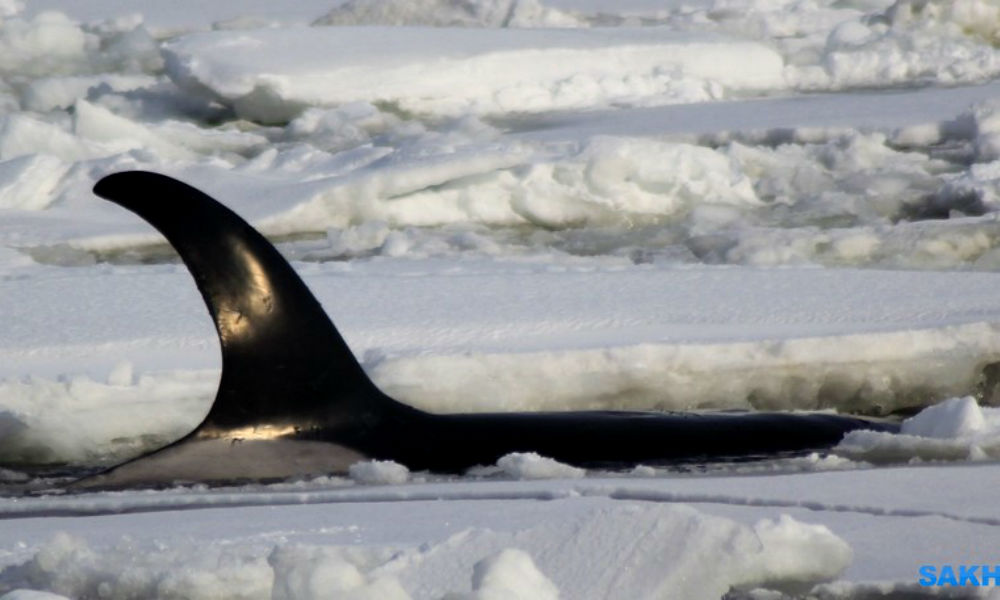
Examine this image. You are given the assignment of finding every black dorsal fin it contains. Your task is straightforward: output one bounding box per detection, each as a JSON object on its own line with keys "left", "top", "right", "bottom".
{"left": 93, "top": 171, "right": 390, "bottom": 433}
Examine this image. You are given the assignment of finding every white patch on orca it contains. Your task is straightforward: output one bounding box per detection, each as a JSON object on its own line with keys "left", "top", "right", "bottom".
{"left": 75, "top": 437, "right": 368, "bottom": 489}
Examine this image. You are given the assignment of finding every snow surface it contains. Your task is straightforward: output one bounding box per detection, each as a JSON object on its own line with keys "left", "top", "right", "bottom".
{"left": 7, "top": 262, "right": 1000, "bottom": 467}
{"left": 162, "top": 27, "right": 785, "bottom": 120}
{"left": 3, "top": 0, "right": 1000, "bottom": 597}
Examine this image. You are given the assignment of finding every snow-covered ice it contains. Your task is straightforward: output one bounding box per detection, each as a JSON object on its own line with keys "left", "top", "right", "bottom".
{"left": 162, "top": 26, "right": 785, "bottom": 121}
{"left": 3, "top": 0, "right": 1000, "bottom": 597}
{"left": 495, "top": 452, "right": 586, "bottom": 479}
{"left": 6, "top": 262, "right": 1000, "bottom": 467}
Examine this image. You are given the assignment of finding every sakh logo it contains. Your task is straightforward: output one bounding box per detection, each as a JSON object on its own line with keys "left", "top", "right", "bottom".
{"left": 919, "top": 565, "right": 1000, "bottom": 587}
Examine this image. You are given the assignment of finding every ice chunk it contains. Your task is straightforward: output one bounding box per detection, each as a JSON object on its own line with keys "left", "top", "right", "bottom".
{"left": 348, "top": 459, "right": 410, "bottom": 485}
{"left": 0, "top": 591, "right": 72, "bottom": 600}
{"left": 836, "top": 396, "right": 1000, "bottom": 463}
{"left": 314, "top": 0, "right": 582, "bottom": 28}
{"left": 900, "top": 396, "right": 985, "bottom": 439}
{"left": 163, "top": 27, "right": 785, "bottom": 121}
{"left": 496, "top": 452, "right": 585, "bottom": 480}
{"left": 270, "top": 545, "right": 411, "bottom": 600}
{"left": 444, "top": 548, "right": 560, "bottom": 600}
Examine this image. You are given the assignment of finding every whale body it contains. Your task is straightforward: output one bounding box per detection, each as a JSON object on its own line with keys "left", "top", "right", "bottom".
{"left": 76, "top": 171, "right": 896, "bottom": 489}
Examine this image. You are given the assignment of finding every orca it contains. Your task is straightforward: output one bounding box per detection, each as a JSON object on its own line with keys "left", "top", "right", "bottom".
{"left": 76, "top": 170, "right": 898, "bottom": 489}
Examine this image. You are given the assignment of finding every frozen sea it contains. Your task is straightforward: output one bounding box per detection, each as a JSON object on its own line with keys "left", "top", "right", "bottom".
{"left": 2, "top": 0, "right": 1000, "bottom": 598}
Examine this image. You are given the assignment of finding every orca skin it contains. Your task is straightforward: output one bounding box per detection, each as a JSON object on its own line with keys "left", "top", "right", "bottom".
{"left": 78, "top": 171, "right": 898, "bottom": 489}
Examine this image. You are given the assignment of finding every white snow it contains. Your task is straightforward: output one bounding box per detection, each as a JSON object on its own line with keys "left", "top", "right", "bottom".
{"left": 270, "top": 544, "right": 410, "bottom": 600}
{"left": 450, "top": 548, "right": 560, "bottom": 600}
{"left": 314, "top": 0, "right": 584, "bottom": 29}
{"left": 836, "top": 396, "right": 1000, "bottom": 463}
{"left": 5, "top": 262, "right": 1000, "bottom": 466}
{"left": 902, "top": 396, "right": 988, "bottom": 440}
{"left": 22, "top": 0, "right": 342, "bottom": 32}
{"left": 162, "top": 26, "right": 785, "bottom": 121}
{"left": 349, "top": 460, "right": 411, "bottom": 485}
{"left": 1, "top": 0, "right": 1000, "bottom": 597}
{"left": 495, "top": 452, "right": 586, "bottom": 480}
{"left": 0, "top": 498, "right": 855, "bottom": 600}
{"left": 0, "top": 591, "right": 71, "bottom": 600}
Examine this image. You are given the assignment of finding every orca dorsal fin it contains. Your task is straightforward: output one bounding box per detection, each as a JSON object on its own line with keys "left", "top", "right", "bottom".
{"left": 93, "top": 171, "right": 389, "bottom": 434}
